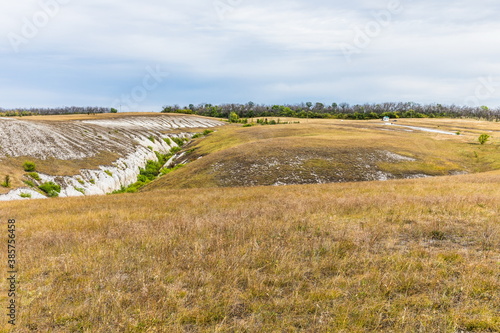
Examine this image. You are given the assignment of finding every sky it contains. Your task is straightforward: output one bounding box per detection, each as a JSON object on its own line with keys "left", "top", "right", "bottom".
{"left": 1, "top": 0, "right": 500, "bottom": 111}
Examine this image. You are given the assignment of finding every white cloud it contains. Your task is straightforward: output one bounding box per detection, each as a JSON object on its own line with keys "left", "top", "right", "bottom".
{"left": 1, "top": 0, "right": 500, "bottom": 108}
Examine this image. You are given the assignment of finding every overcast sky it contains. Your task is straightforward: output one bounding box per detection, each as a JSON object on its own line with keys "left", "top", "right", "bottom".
{"left": 1, "top": 0, "right": 500, "bottom": 111}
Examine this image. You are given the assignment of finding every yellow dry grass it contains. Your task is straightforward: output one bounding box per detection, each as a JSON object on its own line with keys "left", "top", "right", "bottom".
{"left": 16, "top": 112, "right": 162, "bottom": 122}
{"left": 0, "top": 171, "right": 499, "bottom": 332}
{"left": 0, "top": 118, "right": 499, "bottom": 332}
{"left": 17, "top": 112, "right": 222, "bottom": 123}
{"left": 145, "top": 119, "right": 500, "bottom": 190}
{"left": 0, "top": 152, "right": 121, "bottom": 193}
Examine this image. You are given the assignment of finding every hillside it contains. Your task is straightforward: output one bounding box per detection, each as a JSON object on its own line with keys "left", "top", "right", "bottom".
{"left": 0, "top": 117, "right": 499, "bottom": 332}
{"left": 143, "top": 118, "right": 500, "bottom": 190}
{"left": 1, "top": 170, "right": 499, "bottom": 332}
{"left": 0, "top": 113, "right": 223, "bottom": 199}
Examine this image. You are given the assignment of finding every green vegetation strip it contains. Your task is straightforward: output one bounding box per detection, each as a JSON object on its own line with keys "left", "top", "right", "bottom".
{"left": 112, "top": 143, "right": 189, "bottom": 194}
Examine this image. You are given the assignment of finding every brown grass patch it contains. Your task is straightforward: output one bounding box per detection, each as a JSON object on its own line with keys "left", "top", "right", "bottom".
{"left": 0, "top": 171, "right": 499, "bottom": 331}
{"left": 145, "top": 119, "right": 500, "bottom": 190}
{"left": 0, "top": 151, "right": 121, "bottom": 193}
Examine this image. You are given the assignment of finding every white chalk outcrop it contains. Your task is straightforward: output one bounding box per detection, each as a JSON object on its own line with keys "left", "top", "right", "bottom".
{"left": 36, "top": 133, "right": 187, "bottom": 197}
{"left": 0, "top": 115, "right": 224, "bottom": 201}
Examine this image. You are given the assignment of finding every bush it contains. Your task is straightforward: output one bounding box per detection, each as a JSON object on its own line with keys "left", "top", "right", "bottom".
{"left": 148, "top": 135, "right": 156, "bottom": 143}
{"left": 478, "top": 134, "right": 490, "bottom": 145}
{"left": 163, "top": 138, "right": 172, "bottom": 145}
{"left": 20, "top": 192, "right": 31, "bottom": 198}
{"left": 229, "top": 112, "right": 239, "bottom": 123}
{"left": 140, "top": 160, "right": 163, "bottom": 181}
{"left": 39, "top": 182, "right": 61, "bottom": 197}
{"left": 23, "top": 161, "right": 36, "bottom": 172}
{"left": 110, "top": 108, "right": 118, "bottom": 113}
{"left": 160, "top": 164, "right": 185, "bottom": 175}
{"left": 23, "top": 180, "right": 35, "bottom": 187}
{"left": 28, "top": 172, "right": 41, "bottom": 181}
{"left": 104, "top": 170, "right": 113, "bottom": 177}
{"left": 170, "top": 146, "right": 181, "bottom": 154}
{"left": 74, "top": 187, "right": 85, "bottom": 195}
{"left": 1, "top": 175, "right": 11, "bottom": 188}
{"left": 172, "top": 137, "right": 185, "bottom": 147}
{"left": 203, "top": 129, "right": 214, "bottom": 136}
{"left": 137, "top": 174, "right": 149, "bottom": 183}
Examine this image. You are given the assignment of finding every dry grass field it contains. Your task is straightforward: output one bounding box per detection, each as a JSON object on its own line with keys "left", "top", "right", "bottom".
{"left": 0, "top": 117, "right": 499, "bottom": 332}
{"left": 145, "top": 118, "right": 500, "bottom": 190}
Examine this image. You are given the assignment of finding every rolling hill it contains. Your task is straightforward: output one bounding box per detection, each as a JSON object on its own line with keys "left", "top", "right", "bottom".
{"left": 0, "top": 115, "right": 498, "bottom": 332}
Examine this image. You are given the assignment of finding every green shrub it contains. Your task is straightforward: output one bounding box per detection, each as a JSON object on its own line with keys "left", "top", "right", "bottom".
{"left": 1, "top": 175, "right": 11, "bottom": 188}
{"left": 170, "top": 146, "right": 181, "bottom": 154}
{"left": 113, "top": 151, "right": 173, "bottom": 195}
{"left": 147, "top": 146, "right": 154, "bottom": 151}
{"left": 110, "top": 108, "right": 118, "bottom": 113}
{"left": 111, "top": 187, "right": 126, "bottom": 194}
{"left": 74, "top": 187, "right": 85, "bottom": 195}
{"left": 192, "top": 133, "right": 203, "bottom": 139}
{"left": 203, "top": 129, "right": 214, "bottom": 136}
{"left": 148, "top": 136, "right": 156, "bottom": 143}
{"left": 20, "top": 192, "right": 31, "bottom": 198}
{"left": 39, "top": 182, "right": 61, "bottom": 197}
{"left": 140, "top": 160, "right": 163, "bottom": 181}
{"left": 229, "top": 112, "right": 239, "bottom": 123}
{"left": 126, "top": 185, "right": 141, "bottom": 193}
{"left": 104, "top": 170, "right": 113, "bottom": 177}
{"left": 172, "top": 137, "right": 185, "bottom": 147}
{"left": 161, "top": 164, "right": 185, "bottom": 175}
{"left": 23, "top": 161, "right": 36, "bottom": 172}
{"left": 77, "top": 178, "right": 85, "bottom": 185}
{"left": 28, "top": 172, "right": 41, "bottom": 181}
{"left": 478, "top": 134, "right": 490, "bottom": 145}
{"left": 89, "top": 179, "right": 96, "bottom": 184}
{"left": 23, "top": 180, "right": 35, "bottom": 187}
{"left": 163, "top": 138, "right": 172, "bottom": 145}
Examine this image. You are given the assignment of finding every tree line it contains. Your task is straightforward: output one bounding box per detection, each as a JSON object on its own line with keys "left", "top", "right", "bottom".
{"left": 161, "top": 102, "right": 500, "bottom": 121}
{"left": 0, "top": 106, "right": 111, "bottom": 117}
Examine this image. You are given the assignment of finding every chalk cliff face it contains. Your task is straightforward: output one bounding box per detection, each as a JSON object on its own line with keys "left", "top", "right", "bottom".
{"left": 36, "top": 133, "right": 187, "bottom": 198}
{"left": 0, "top": 115, "right": 224, "bottom": 201}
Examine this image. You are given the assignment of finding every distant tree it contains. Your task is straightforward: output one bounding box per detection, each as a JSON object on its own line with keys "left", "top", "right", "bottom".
{"left": 110, "top": 108, "right": 118, "bottom": 113}
{"left": 314, "top": 102, "right": 325, "bottom": 111}
{"left": 156, "top": 101, "right": 500, "bottom": 122}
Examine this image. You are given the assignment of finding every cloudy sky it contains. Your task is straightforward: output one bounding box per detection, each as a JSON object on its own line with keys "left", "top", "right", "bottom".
{"left": 1, "top": 0, "right": 500, "bottom": 111}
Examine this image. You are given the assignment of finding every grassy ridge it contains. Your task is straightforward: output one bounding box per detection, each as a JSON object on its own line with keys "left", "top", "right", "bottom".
{"left": 0, "top": 171, "right": 499, "bottom": 332}
{"left": 144, "top": 118, "right": 500, "bottom": 190}
{"left": 0, "top": 118, "right": 499, "bottom": 332}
